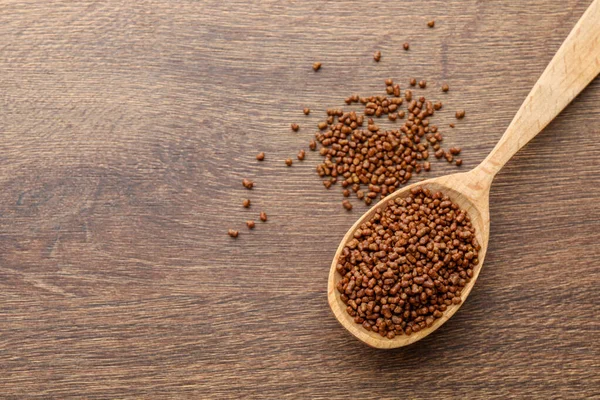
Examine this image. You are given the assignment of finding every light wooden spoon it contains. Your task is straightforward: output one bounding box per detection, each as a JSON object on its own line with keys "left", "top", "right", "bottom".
{"left": 328, "top": 0, "right": 600, "bottom": 349}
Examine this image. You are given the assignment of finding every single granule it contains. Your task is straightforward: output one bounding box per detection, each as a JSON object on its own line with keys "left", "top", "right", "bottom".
{"left": 455, "top": 110, "right": 465, "bottom": 119}
{"left": 242, "top": 179, "right": 254, "bottom": 189}
{"left": 309, "top": 140, "right": 317, "bottom": 151}
{"left": 243, "top": 199, "right": 251, "bottom": 208}
{"left": 449, "top": 123, "right": 455, "bottom": 128}
{"left": 297, "top": 149, "right": 306, "bottom": 160}
{"left": 291, "top": 123, "right": 299, "bottom": 131}
{"left": 418, "top": 80, "right": 427, "bottom": 88}
{"left": 246, "top": 220, "right": 255, "bottom": 229}
{"left": 449, "top": 147, "right": 461, "bottom": 155}
{"left": 285, "top": 158, "right": 293, "bottom": 166}
{"left": 313, "top": 62, "right": 322, "bottom": 71}
{"left": 256, "top": 152, "right": 265, "bottom": 161}
{"left": 335, "top": 186, "right": 480, "bottom": 338}
{"left": 260, "top": 211, "right": 268, "bottom": 222}
{"left": 403, "top": 43, "right": 410, "bottom": 51}
{"left": 373, "top": 51, "right": 381, "bottom": 62}
{"left": 410, "top": 78, "right": 417, "bottom": 86}
{"left": 228, "top": 229, "right": 239, "bottom": 238}
{"left": 442, "top": 83, "right": 449, "bottom": 92}
{"left": 304, "top": 108, "right": 310, "bottom": 115}
{"left": 427, "top": 20, "right": 435, "bottom": 28}
{"left": 342, "top": 200, "right": 353, "bottom": 210}
{"left": 455, "top": 159, "right": 463, "bottom": 166}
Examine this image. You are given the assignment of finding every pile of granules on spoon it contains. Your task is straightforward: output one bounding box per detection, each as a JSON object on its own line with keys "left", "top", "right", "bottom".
{"left": 335, "top": 186, "right": 480, "bottom": 338}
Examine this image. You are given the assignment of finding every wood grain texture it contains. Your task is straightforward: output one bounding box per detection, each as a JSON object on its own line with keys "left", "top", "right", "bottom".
{"left": 484, "top": 0, "right": 600, "bottom": 172}
{"left": 0, "top": 0, "right": 599, "bottom": 398}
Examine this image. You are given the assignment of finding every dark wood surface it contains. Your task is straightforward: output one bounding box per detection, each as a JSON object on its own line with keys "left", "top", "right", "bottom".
{"left": 1, "top": 1, "right": 599, "bottom": 398}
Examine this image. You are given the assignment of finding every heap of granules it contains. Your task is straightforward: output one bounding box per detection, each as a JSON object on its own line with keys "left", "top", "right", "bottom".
{"left": 311, "top": 79, "right": 462, "bottom": 208}
{"left": 335, "top": 186, "right": 480, "bottom": 338}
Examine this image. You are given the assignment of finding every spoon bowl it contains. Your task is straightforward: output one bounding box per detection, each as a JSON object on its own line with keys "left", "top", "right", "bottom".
{"left": 328, "top": 0, "right": 600, "bottom": 349}
{"left": 327, "top": 169, "right": 491, "bottom": 348}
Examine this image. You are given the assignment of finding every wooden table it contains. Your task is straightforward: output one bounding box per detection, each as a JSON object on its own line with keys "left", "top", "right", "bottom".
{"left": 1, "top": 1, "right": 598, "bottom": 398}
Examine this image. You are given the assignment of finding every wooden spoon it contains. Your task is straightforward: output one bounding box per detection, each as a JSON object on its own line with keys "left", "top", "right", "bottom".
{"left": 328, "top": 0, "right": 600, "bottom": 349}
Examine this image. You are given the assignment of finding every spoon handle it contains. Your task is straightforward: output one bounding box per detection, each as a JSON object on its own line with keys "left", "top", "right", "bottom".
{"left": 478, "top": 0, "right": 600, "bottom": 176}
